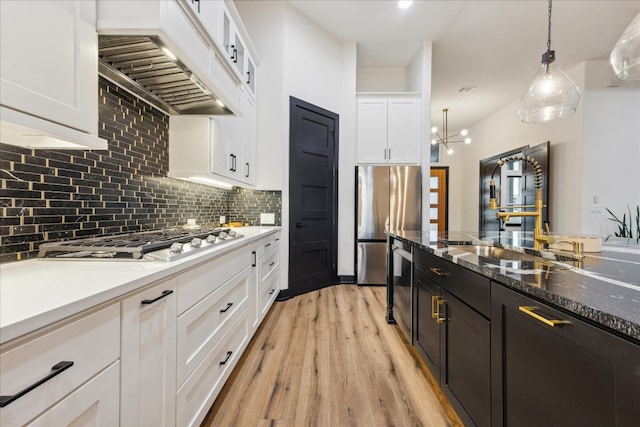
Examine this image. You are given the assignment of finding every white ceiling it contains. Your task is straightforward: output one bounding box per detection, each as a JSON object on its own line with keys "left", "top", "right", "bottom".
{"left": 285, "top": 0, "right": 640, "bottom": 131}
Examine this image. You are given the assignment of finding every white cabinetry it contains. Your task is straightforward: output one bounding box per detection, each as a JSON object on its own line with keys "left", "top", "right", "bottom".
{"left": 169, "top": 104, "right": 256, "bottom": 188}
{"left": 0, "top": 304, "right": 120, "bottom": 426}
{"left": 220, "top": 2, "right": 258, "bottom": 99}
{"left": 175, "top": 244, "right": 254, "bottom": 427}
{"left": 0, "top": 229, "right": 281, "bottom": 427}
{"left": 0, "top": 0, "right": 106, "bottom": 149}
{"left": 356, "top": 96, "right": 421, "bottom": 164}
{"left": 120, "top": 279, "right": 177, "bottom": 427}
{"left": 97, "top": 0, "right": 243, "bottom": 115}
{"left": 257, "top": 232, "right": 281, "bottom": 323}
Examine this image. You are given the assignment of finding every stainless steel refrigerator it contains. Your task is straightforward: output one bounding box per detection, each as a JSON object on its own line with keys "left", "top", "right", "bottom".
{"left": 355, "top": 165, "right": 421, "bottom": 284}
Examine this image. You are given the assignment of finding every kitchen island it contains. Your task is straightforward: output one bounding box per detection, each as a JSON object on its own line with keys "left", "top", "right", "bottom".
{"left": 387, "top": 230, "right": 640, "bottom": 427}
{"left": 389, "top": 229, "right": 640, "bottom": 341}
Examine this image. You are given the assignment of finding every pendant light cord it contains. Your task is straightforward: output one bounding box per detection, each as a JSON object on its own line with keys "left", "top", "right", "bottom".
{"left": 547, "top": 0, "right": 552, "bottom": 52}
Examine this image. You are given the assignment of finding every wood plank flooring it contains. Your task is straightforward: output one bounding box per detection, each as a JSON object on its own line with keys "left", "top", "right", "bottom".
{"left": 202, "top": 285, "right": 460, "bottom": 427}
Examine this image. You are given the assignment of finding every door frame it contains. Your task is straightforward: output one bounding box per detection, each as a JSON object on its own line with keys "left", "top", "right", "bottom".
{"left": 284, "top": 96, "right": 339, "bottom": 298}
{"left": 430, "top": 167, "right": 450, "bottom": 235}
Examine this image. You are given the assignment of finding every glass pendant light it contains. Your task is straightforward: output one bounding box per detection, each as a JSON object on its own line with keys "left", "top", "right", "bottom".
{"left": 518, "top": 0, "right": 581, "bottom": 123}
{"left": 610, "top": 12, "right": 640, "bottom": 80}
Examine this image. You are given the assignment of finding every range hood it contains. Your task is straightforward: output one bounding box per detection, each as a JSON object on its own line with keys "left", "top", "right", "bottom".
{"left": 98, "top": 35, "right": 232, "bottom": 115}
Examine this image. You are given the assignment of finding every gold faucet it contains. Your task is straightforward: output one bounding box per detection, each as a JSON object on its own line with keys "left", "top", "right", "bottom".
{"left": 489, "top": 158, "right": 585, "bottom": 260}
{"left": 488, "top": 155, "right": 550, "bottom": 250}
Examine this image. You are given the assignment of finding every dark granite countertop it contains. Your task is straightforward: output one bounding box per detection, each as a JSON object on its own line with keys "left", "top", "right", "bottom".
{"left": 387, "top": 230, "right": 640, "bottom": 343}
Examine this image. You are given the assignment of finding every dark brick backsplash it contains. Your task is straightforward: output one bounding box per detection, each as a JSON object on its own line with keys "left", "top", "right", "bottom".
{"left": 0, "top": 77, "right": 281, "bottom": 263}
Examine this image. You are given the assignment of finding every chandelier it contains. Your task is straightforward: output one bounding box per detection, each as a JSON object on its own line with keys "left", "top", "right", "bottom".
{"left": 430, "top": 108, "right": 471, "bottom": 155}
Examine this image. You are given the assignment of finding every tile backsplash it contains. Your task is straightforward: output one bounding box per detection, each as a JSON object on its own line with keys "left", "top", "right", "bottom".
{"left": 0, "top": 77, "right": 280, "bottom": 263}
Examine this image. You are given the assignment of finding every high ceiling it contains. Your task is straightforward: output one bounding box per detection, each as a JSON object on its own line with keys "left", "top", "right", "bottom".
{"left": 285, "top": 0, "right": 640, "bottom": 131}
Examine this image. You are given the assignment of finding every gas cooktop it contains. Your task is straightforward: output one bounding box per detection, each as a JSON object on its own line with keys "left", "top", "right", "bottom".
{"left": 37, "top": 228, "right": 243, "bottom": 261}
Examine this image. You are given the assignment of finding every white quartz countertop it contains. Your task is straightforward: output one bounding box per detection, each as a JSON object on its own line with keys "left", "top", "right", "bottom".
{"left": 0, "top": 226, "right": 280, "bottom": 345}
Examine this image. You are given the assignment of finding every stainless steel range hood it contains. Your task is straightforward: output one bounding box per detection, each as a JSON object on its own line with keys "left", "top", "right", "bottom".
{"left": 98, "top": 35, "right": 232, "bottom": 115}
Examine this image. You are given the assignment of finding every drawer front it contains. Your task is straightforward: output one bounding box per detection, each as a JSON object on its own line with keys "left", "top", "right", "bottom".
{"left": 259, "top": 270, "right": 279, "bottom": 320}
{"left": 26, "top": 361, "right": 120, "bottom": 427}
{"left": 176, "top": 309, "right": 251, "bottom": 427}
{"left": 0, "top": 304, "right": 120, "bottom": 426}
{"left": 258, "top": 232, "right": 280, "bottom": 258}
{"left": 415, "top": 249, "right": 491, "bottom": 318}
{"left": 177, "top": 246, "right": 251, "bottom": 314}
{"left": 260, "top": 248, "right": 280, "bottom": 284}
{"left": 177, "top": 266, "right": 250, "bottom": 386}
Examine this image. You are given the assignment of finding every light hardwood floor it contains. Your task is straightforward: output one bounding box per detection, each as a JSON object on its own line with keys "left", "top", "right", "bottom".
{"left": 202, "top": 285, "right": 460, "bottom": 427}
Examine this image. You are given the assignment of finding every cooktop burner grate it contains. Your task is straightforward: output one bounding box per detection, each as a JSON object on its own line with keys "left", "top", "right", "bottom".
{"left": 37, "top": 228, "right": 241, "bottom": 261}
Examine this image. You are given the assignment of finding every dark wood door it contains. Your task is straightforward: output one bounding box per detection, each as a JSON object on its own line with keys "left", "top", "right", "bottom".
{"left": 440, "top": 289, "right": 491, "bottom": 427}
{"left": 287, "top": 97, "right": 338, "bottom": 297}
{"left": 491, "top": 285, "right": 640, "bottom": 427}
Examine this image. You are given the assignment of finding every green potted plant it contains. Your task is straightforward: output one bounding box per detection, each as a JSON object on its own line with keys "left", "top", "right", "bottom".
{"left": 605, "top": 205, "right": 640, "bottom": 244}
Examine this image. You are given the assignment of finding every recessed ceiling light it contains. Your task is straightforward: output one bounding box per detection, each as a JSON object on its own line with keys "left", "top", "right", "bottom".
{"left": 398, "top": 1, "right": 413, "bottom": 10}
{"left": 458, "top": 86, "right": 477, "bottom": 93}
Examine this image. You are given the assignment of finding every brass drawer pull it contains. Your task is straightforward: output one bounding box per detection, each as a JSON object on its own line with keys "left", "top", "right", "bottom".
{"left": 518, "top": 306, "right": 570, "bottom": 327}
{"left": 436, "top": 298, "right": 446, "bottom": 324}
{"left": 430, "top": 267, "right": 450, "bottom": 277}
{"left": 431, "top": 295, "right": 439, "bottom": 319}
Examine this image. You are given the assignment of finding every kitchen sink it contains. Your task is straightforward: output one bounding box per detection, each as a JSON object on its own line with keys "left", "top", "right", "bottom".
{"left": 449, "top": 245, "right": 548, "bottom": 262}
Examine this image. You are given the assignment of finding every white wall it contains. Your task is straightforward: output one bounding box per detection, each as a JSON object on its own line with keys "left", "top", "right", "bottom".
{"left": 236, "top": 1, "right": 358, "bottom": 286}
{"left": 356, "top": 68, "right": 408, "bottom": 92}
{"left": 444, "top": 60, "right": 640, "bottom": 238}
{"left": 582, "top": 61, "right": 640, "bottom": 237}
{"left": 450, "top": 64, "right": 585, "bottom": 234}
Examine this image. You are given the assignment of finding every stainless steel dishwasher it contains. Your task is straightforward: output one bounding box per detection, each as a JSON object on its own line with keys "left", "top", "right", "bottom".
{"left": 386, "top": 237, "right": 413, "bottom": 343}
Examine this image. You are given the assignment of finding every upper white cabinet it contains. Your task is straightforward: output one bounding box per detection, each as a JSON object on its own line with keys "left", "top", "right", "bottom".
{"left": 169, "top": 109, "right": 256, "bottom": 188}
{"left": 220, "top": 2, "right": 258, "bottom": 99}
{"left": 357, "top": 95, "right": 421, "bottom": 165}
{"left": 0, "top": 0, "right": 107, "bottom": 150}
{"left": 97, "top": 0, "right": 251, "bottom": 115}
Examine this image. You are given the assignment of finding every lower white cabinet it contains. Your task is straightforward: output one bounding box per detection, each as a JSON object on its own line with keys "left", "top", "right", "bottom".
{"left": 176, "top": 309, "right": 251, "bottom": 427}
{"left": 26, "top": 362, "right": 120, "bottom": 427}
{"left": 0, "top": 304, "right": 120, "bottom": 426}
{"left": 257, "top": 232, "right": 281, "bottom": 325}
{"left": 1, "top": 231, "right": 281, "bottom": 427}
{"left": 176, "top": 265, "right": 250, "bottom": 386}
{"left": 120, "top": 278, "right": 177, "bottom": 427}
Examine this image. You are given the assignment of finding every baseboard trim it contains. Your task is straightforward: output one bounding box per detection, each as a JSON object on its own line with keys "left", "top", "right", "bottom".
{"left": 338, "top": 275, "right": 356, "bottom": 284}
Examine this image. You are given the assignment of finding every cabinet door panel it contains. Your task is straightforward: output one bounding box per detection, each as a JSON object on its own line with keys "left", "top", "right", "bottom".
{"left": 441, "top": 289, "right": 491, "bottom": 427}
{"left": 0, "top": 0, "right": 97, "bottom": 133}
{"left": 491, "top": 284, "right": 640, "bottom": 427}
{"left": 387, "top": 98, "right": 419, "bottom": 164}
{"left": 357, "top": 99, "right": 388, "bottom": 164}
{"left": 27, "top": 362, "right": 120, "bottom": 427}
{"left": 0, "top": 304, "right": 120, "bottom": 427}
{"left": 414, "top": 270, "right": 440, "bottom": 374}
{"left": 121, "top": 279, "right": 177, "bottom": 427}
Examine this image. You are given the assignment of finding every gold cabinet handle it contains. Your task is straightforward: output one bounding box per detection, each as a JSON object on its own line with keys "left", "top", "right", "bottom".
{"left": 436, "top": 298, "right": 446, "bottom": 323}
{"left": 518, "top": 306, "right": 570, "bottom": 327}
{"left": 430, "top": 267, "right": 450, "bottom": 277}
{"left": 431, "top": 295, "right": 439, "bottom": 319}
